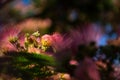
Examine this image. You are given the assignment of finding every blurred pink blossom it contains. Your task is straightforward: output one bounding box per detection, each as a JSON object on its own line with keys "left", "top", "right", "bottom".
{"left": 69, "top": 23, "right": 102, "bottom": 46}
{"left": 74, "top": 57, "right": 100, "bottom": 80}
{"left": 69, "top": 23, "right": 102, "bottom": 55}
{"left": 16, "top": 18, "right": 52, "bottom": 31}
{"left": 69, "top": 59, "right": 79, "bottom": 65}
{"left": 0, "top": 26, "right": 22, "bottom": 51}
{"left": 52, "top": 33, "right": 72, "bottom": 51}
{"left": 41, "top": 34, "right": 53, "bottom": 47}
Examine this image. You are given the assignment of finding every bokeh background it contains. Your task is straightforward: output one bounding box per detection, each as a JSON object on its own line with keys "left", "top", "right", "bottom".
{"left": 0, "top": 0, "right": 120, "bottom": 46}
{"left": 0, "top": 0, "right": 120, "bottom": 80}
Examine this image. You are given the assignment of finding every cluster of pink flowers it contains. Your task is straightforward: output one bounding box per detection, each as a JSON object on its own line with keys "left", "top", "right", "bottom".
{"left": 0, "top": 23, "right": 102, "bottom": 53}
{"left": 0, "top": 24, "right": 103, "bottom": 80}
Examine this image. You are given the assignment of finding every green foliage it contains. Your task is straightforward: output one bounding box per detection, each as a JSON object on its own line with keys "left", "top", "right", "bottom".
{"left": 0, "top": 51, "right": 56, "bottom": 79}
{"left": 13, "top": 52, "right": 56, "bottom": 66}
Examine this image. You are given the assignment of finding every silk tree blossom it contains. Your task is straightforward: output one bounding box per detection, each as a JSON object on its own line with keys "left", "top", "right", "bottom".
{"left": 52, "top": 32, "right": 63, "bottom": 50}
{"left": 74, "top": 57, "right": 100, "bottom": 80}
{"left": 52, "top": 33, "right": 72, "bottom": 51}
{"left": 0, "top": 24, "right": 102, "bottom": 54}
{"left": 41, "top": 33, "right": 72, "bottom": 52}
{"left": 41, "top": 34, "right": 53, "bottom": 47}
{"left": 0, "top": 26, "right": 22, "bottom": 51}
{"left": 41, "top": 34, "right": 53, "bottom": 52}
{"left": 69, "top": 23, "right": 102, "bottom": 46}
{"left": 85, "top": 24, "right": 102, "bottom": 45}
{"left": 40, "top": 25, "right": 102, "bottom": 56}
{"left": 68, "top": 23, "right": 102, "bottom": 56}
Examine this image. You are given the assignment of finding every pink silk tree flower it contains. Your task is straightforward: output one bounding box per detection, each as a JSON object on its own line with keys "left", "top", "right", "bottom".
{"left": 41, "top": 34, "right": 53, "bottom": 47}
{"left": 69, "top": 23, "right": 102, "bottom": 55}
{"left": 69, "top": 23, "right": 102, "bottom": 46}
{"left": 74, "top": 56, "right": 100, "bottom": 80}
{"left": 84, "top": 24, "right": 102, "bottom": 45}
{"left": 0, "top": 26, "right": 22, "bottom": 51}
{"left": 52, "top": 33, "right": 72, "bottom": 52}
{"left": 41, "top": 34, "right": 53, "bottom": 52}
{"left": 52, "top": 33, "right": 63, "bottom": 51}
